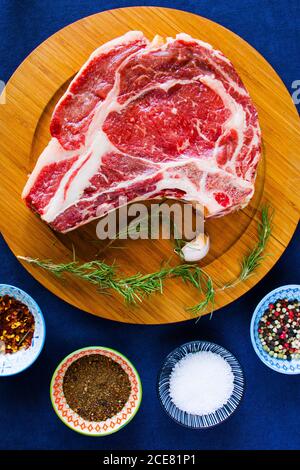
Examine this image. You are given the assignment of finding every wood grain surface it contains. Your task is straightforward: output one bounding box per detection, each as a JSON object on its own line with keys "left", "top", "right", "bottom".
{"left": 0, "top": 7, "right": 299, "bottom": 324}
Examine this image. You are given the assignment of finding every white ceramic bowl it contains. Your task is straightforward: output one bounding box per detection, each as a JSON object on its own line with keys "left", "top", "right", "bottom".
{"left": 250, "top": 285, "right": 300, "bottom": 374}
{"left": 0, "top": 284, "right": 46, "bottom": 376}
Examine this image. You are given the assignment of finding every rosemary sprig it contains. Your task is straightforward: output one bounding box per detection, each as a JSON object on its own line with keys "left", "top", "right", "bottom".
{"left": 220, "top": 205, "right": 273, "bottom": 290}
{"left": 111, "top": 264, "right": 204, "bottom": 304}
{"left": 239, "top": 205, "right": 273, "bottom": 281}
{"left": 18, "top": 205, "right": 273, "bottom": 319}
{"left": 187, "top": 272, "right": 215, "bottom": 317}
{"left": 18, "top": 256, "right": 207, "bottom": 306}
{"left": 17, "top": 257, "right": 116, "bottom": 288}
{"left": 171, "top": 219, "right": 187, "bottom": 260}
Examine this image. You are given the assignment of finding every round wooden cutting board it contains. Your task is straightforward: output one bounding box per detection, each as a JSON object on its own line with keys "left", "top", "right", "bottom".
{"left": 0, "top": 7, "right": 299, "bottom": 324}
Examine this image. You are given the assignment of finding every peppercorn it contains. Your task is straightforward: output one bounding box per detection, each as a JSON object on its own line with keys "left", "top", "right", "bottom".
{"left": 258, "top": 297, "right": 300, "bottom": 361}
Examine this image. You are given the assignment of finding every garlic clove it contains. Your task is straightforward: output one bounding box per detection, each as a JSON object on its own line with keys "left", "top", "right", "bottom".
{"left": 181, "top": 234, "right": 210, "bottom": 262}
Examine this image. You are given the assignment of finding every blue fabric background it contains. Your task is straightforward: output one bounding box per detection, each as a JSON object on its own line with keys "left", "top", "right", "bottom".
{"left": 0, "top": 0, "right": 299, "bottom": 450}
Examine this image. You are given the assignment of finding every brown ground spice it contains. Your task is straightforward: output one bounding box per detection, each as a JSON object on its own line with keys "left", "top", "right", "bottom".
{"left": 0, "top": 295, "right": 35, "bottom": 354}
{"left": 63, "top": 354, "right": 132, "bottom": 422}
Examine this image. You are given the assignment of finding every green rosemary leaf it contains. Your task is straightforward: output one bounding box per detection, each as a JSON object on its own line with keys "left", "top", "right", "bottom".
{"left": 187, "top": 272, "right": 215, "bottom": 317}
{"left": 221, "top": 205, "right": 273, "bottom": 290}
{"left": 239, "top": 205, "right": 273, "bottom": 281}
{"left": 18, "top": 256, "right": 204, "bottom": 306}
{"left": 172, "top": 222, "right": 185, "bottom": 259}
{"left": 17, "top": 257, "right": 116, "bottom": 287}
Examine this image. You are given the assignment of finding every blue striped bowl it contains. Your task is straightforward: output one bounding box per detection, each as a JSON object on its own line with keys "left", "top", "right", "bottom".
{"left": 158, "top": 341, "right": 244, "bottom": 428}
{"left": 250, "top": 285, "right": 300, "bottom": 375}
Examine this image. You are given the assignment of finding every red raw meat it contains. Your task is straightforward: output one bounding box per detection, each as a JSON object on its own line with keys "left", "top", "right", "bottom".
{"left": 22, "top": 31, "right": 261, "bottom": 232}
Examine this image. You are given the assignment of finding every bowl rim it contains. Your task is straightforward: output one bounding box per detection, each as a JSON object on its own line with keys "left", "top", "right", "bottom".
{"left": 157, "top": 340, "right": 245, "bottom": 429}
{"left": 250, "top": 284, "right": 300, "bottom": 375}
{"left": 50, "top": 346, "right": 142, "bottom": 436}
{"left": 0, "top": 284, "right": 46, "bottom": 377}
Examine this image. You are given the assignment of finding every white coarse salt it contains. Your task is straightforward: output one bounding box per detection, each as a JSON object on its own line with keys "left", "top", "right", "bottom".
{"left": 169, "top": 351, "right": 234, "bottom": 415}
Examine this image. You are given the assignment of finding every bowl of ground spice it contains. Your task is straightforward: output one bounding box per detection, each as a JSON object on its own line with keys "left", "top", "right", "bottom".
{"left": 0, "top": 284, "right": 45, "bottom": 376}
{"left": 158, "top": 341, "right": 245, "bottom": 429}
{"left": 250, "top": 285, "right": 300, "bottom": 374}
{"left": 50, "top": 347, "right": 142, "bottom": 436}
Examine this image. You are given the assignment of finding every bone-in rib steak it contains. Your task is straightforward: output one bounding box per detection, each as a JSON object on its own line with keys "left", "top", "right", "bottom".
{"left": 22, "top": 31, "right": 261, "bottom": 233}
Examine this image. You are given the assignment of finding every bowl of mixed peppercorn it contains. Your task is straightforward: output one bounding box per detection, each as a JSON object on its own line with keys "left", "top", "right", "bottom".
{"left": 0, "top": 284, "right": 45, "bottom": 376}
{"left": 250, "top": 285, "right": 300, "bottom": 374}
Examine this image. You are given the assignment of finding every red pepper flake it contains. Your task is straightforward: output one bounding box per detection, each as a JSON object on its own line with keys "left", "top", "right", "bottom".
{"left": 0, "top": 295, "right": 35, "bottom": 354}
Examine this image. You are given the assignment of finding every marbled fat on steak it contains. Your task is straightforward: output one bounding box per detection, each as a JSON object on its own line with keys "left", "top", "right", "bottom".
{"left": 22, "top": 31, "right": 261, "bottom": 232}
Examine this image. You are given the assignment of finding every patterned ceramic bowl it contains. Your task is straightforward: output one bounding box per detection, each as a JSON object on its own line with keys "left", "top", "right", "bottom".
{"left": 250, "top": 285, "right": 300, "bottom": 375}
{"left": 50, "top": 346, "right": 142, "bottom": 436}
{"left": 0, "top": 284, "right": 45, "bottom": 376}
{"left": 158, "top": 341, "right": 244, "bottom": 429}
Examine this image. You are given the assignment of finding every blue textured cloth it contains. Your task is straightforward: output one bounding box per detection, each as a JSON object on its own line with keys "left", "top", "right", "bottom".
{"left": 0, "top": 0, "right": 299, "bottom": 451}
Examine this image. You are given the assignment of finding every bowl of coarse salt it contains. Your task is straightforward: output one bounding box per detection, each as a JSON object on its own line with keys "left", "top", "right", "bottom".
{"left": 158, "top": 341, "right": 245, "bottom": 428}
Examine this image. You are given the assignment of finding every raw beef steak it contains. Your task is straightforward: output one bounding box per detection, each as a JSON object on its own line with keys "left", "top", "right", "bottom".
{"left": 22, "top": 31, "right": 261, "bottom": 233}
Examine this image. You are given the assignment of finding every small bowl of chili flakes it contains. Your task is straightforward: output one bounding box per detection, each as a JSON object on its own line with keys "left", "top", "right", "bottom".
{"left": 50, "top": 347, "right": 142, "bottom": 436}
{"left": 0, "top": 284, "right": 45, "bottom": 376}
{"left": 250, "top": 285, "right": 300, "bottom": 375}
